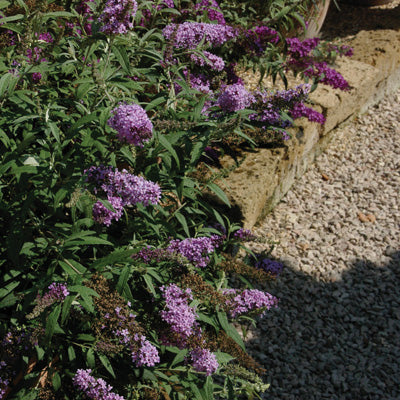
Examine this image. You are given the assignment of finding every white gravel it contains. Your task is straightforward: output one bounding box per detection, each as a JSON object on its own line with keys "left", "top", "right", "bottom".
{"left": 246, "top": 88, "right": 400, "bottom": 399}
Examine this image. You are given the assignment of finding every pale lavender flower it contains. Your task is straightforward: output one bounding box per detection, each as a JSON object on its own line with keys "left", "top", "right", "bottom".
{"left": 223, "top": 289, "right": 278, "bottom": 318}
{"left": 189, "top": 348, "right": 219, "bottom": 376}
{"left": 85, "top": 167, "right": 161, "bottom": 225}
{"left": 73, "top": 369, "right": 125, "bottom": 400}
{"left": 92, "top": 196, "right": 124, "bottom": 226}
{"left": 162, "top": 22, "right": 237, "bottom": 49}
{"left": 108, "top": 103, "right": 153, "bottom": 146}
{"left": 218, "top": 84, "right": 255, "bottom": 112}
{"left": 190, "top": 51, "right": 225, "bottom": 71}
{"left": 160, "top": 284, "right": 198, "bottom": 340}
{"left": 166, "top": 236, "right": 219, "bottom": 268}
{"left": 99, "top": 0, "right": 137, "bottom": 35}
{"left": 131, "top": 335, "right": 160, "bottom": 367}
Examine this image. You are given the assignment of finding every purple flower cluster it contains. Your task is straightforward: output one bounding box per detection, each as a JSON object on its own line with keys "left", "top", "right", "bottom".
{"left": 223, "top": 289, "right": 278, "bottom": 318}
{"left": 233, "top": 228, "right": 256, "bottom": 242}
{"left": 194, "top": 0, "right": 226, "bottom": 25}
{"left": 0, "top": 362, "right": 9, "bottom": 400}
{"left": 108, "top": 103, "right": 153, "bottom": 146}
{"left": 99, "top": 0, "right": 137, "bottom": 35}
{"left": 73, "top": 369, "right": 125, "bottom": 400}
{"left": 286, "top": 37, "right": 351, "bottom": 91}
{"left": 244, "top": 25, "right": 279, "bottom": 55}
{"left": 218, "top": 84, "right": 255, "bottom": 112}
{"left": 253, "top": 256, "right": 284, "bottom": 276}
{"left": 304, "top": 62, "right": 350, "bottom": 90}
{"left": 290, "top": 102, "right": 325, "bottom": 124}
{"left": 248, "top": 84, "right": 324, "bottom": 134}
{"left": 131, "top": 334, "right": 160, "bottom": 367}
{"left": 190, "top": 51, "right": 225, "bottom": 72}
{"left": 160, "top": 284, "right": 198, "bottom": 341}
{"left": 189, "top": 348, "right": 219, "bottom": 376}
{"left": 27, "top": 282, "right": 69, "bottom": 319}
{"left": 167, "top": 236, "right": 220, "bottom": 268}
{"left": 162, "top": 22, "right": 237, "bottom": 49}
{"left": 85, "top": 166, "right": 161, "bottom": 226}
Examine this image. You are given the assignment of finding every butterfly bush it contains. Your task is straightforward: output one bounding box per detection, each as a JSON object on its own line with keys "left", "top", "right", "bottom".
{"left": 0, "top": 362, "right": 9, "bottom": 400}
{"left": 166, "top": 236, "right": 220, "bottom": 268}
{"left": 189, "top": 348, "right": 219, "bottom": 376}
{"left": 73, "top": 369, "right": 125, "bottom": 400}
{"left": 131, "top": 334, "right": 160, "bottom": 367}
{"left": 190, "top": 51, "right": 225, "bottom": 71}
{"left": 162, "top": 22, "right": 237, "bottom": 49}
{"left": 286, "top": 37, "right": 352, "bottom": 90}
{"left": 160, "top": 284, "right": 198, "bottom": 342}
{"left": 252, "top": 255, "right": 284, "bottom": 276}
{"left": 108, "top": 103, "right": 153, "bottom": 146}
{"left": 194, "top": 0, "right": 226, "bottom": 25}
{"left": 98, "top": 0, "right": 138, "bottom": 35}
{"left": 223, "top": 289, "right": 278, "bottom": 318}
{"left": 85, "top": 166, "right": 161, "bottom": 225}
{"left": 27, "top": 283, "right": 69, "bottom": 319}
{"left": 218, "top": 84, "right": 255, "bottom": 112}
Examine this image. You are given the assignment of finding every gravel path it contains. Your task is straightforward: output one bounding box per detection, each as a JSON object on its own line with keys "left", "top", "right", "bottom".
{"left": 246, "top": 89, "right": 400, "bottom": 399}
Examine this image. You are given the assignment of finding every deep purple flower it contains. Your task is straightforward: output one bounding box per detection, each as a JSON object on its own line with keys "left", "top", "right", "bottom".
{"left": 108, "top": 103, "right": 153, "bottom": 146}
{"left": 253, "top": 256, "right": 284, "bottom": 276}
{"left": 194, "top": 0, "right": 226, "bottom": 25}
{"left": 99, "top": 0, "right": 137, "bottom": 35}
{"left": 73, "top": 369, "right": 125, "bottom": 400}
{"left": 233, "top": 228, "right": 256, "bottom": 241}
{"left": 218, "top": 84, "right": 255, "bottom": 112}
{"left": 290, "top": 102, "right": 325, "bottom": 124}
{"left": 305, "top": 62, "right": 350, "bottom": 90}
{"left": 223, "top": 288, "right": 278, "bottom": 318}
{"left": 189, "top": 348, "right": 219, "bottom": 376}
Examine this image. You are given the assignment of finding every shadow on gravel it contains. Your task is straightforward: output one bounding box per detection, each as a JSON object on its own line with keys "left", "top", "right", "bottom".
{"left": 321, "top": 2, "right": 400, "bottom": 40}
{"left": 247, "top": 251, "right": 400, "bottom": 400}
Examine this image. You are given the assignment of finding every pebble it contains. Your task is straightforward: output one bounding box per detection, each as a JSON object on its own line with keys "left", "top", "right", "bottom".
{"left": 246, "top": 89, "right": 400, "bottom": 399}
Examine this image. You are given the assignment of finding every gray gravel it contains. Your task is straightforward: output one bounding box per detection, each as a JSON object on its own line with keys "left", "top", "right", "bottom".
{"left": 246, "top": 88, "right": 400, "bottom": 399}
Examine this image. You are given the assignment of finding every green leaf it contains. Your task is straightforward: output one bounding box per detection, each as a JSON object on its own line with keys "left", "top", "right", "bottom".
{"left": 217, "top": 312, "right": 245, "bottom": 350}
{"left": 68, "top": 346, "right": 76, "bottom": 362}
{"left": 171, "top": 349, "right": 187, "bottom": 367}
{"left": 47, "top": 122, "right": 61, "bottom": 143}
{"left": 214, "top": 351, "right": 235, "bottom": 365}
{"left": 143, "top": 274, "right": 156, "bottom": 296}
{"left": 174, "top": 212, "right": 190, "bottom": 237}
{"left": 0, "top": 293, "right": 18, "bottom": 308}
{"left": 77, "top": 333, "right": 96, "bottom": 342}
{"left": 207, "top": 183, "right": 230, "bottom": 206}
{"left": 116, "top": 265, "right": 131, "bottom": 295}
{"left": 112, "top": 45, "right": 131, "bottom": 74}
{"left": 61, "top": 295, "right": 74, "bottom": 325}
{"left": 45, "top": 304, "right": 62, "bottom": 343}
{"left": 99, "top": 354, "right": 116, "bottom": 379}
{"left": 158, "top": 133, "right": 180, "bottom": 168}
{"left": 86, "top": 348, "right": 95, "bottom": 368}
{"left": 52, "top": 372, "right": 61, "bottom": 391}
{"left": 0, "top": 1, "right": 11, "bottom": 10}
{"left": 65, "top": 236, "right": 113, "bottom": 247}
